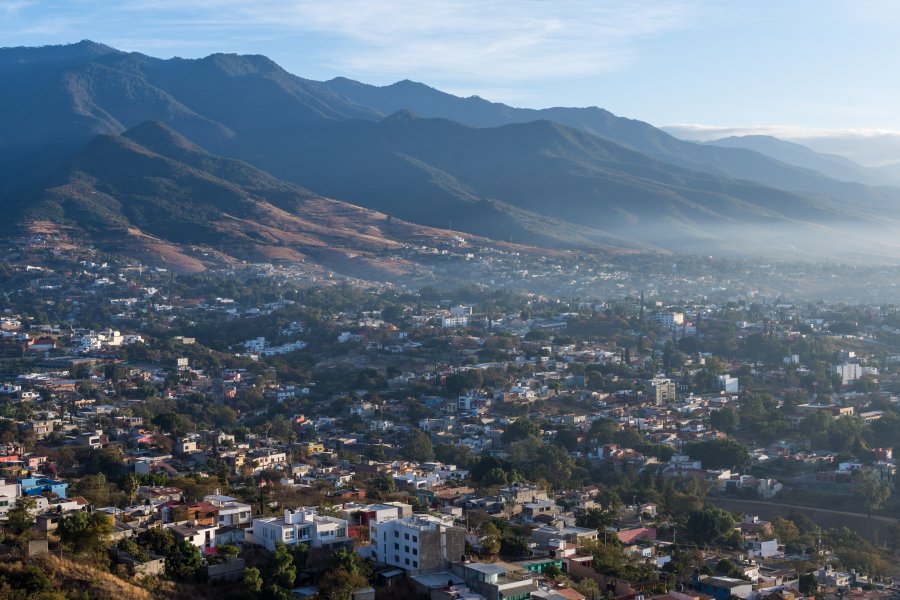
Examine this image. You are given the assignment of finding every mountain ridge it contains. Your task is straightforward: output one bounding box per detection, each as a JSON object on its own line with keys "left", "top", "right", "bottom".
{"left": 4, "top": 41, "right": 900, "bottom": 264}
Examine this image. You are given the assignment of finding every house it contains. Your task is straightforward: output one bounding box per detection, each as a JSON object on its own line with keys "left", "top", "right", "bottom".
{"left": 175, "top": 438, "right": 199, "bottom": 455}
{"left": 816, "top": 564, "right": 852, "bottom": 588}
{"left": 366, "top": 515, "right": 466, "bottom": 574}
{"left": 745, "top": 537, "right": 780, "bottom": 558}
{"left": 137, "top": 486, "right": 183, "bottom": 503}
{"left": 247, "top": 507, "right": 350, "bottom": 552}
{"left": 170, "top": 523, "right": 219, "bottom": 552}
{"left": 499, "top": 483, "right": 548, "bottom": 506}
{"left": 75, "top": 430, "right": 107, "bottom": 449}
{"left": 0, "top": 479, "right": 21, "bottom": 518}
{"left": 249, "top": 449, "right": 288, "bottom": 471}
{"left": 19, "top": 476, "right": 67, "bottom": 498}
{"left": 522, "top": 500, "right": 559, "bottom": 521}
{"left": 531, "top": 523, "right": 598, "bottom": 547}
{"left": 453, "top": 561, "right": 536, "bottom": 600}
{"left": 162, "top": 501, "right": 219, "bottom": 526}
{"left": 204, "top": 494, "right": 252, "bottom": 527}
{"left": 696, "top": 576, "right": 754, "bottom": 600}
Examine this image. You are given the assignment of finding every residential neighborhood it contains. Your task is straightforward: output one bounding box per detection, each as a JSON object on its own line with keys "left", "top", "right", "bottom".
{"left": 0, "top": 239, "right": 896, "bottom": 600}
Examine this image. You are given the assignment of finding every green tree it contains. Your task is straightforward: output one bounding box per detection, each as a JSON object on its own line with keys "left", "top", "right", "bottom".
{"left": 855, "top": 468, "right": 891, "bottom": 517}
{"left": 402, "top": 429, "right": 434, "bottom": 462}
{"left": 665, "top": 548, "right": 704, "bottom": 583}
{"left": 6, "top": 496, "right": 36, "bottom": 536}
{"left": 217, "top": 544, "right": 240, "bottom": 561}
{"left": 576, "top": 507, "right": 616, "bottom": 530}
{"left": 139, "top": 527, "right": 176, "bottom": 556}
{"left": 317, "top": 567, "right": 369, "bottom": 600}
{"left": 499, "top": 535, "right": 530, "bottom": 559}
{"left": 588, "top": 419, "right": 619, "bottom": 443}
{"left": 57, "top": 511, "right": 114, "bottom": 555}
{"left": 118, "top": 538, "right": 152, "bottom": 563}
{"left": 684, "top": 507, "right": 737, "bottom": 545}
{"left": 575, "top": 577, "right": 601, "bottom": 600}
{"left": 583, "top": 539, "right": 627, "bottom": 577}
{"left": 709, "top": 407, "right": 740, "bottom": 434}
{"left": 799, "top": 573, "right": 818, "bottom": 595}
{"left": 543, "top": 563, "right": 562, "bottom": 581}
{"left": 685, "top": 439, "right": 749, "bottom": 470}
{"left": 797, "top": 410, "right": 831, "bottom": 443}
{"left": 167, "top": 541, "right": 202, "bottom": 580}
{"left": 481, "top": 522, "right": 501, "bottom": 556}
{"left": 445, "top": 370, "right": 484, "bottom": 395}
{"left": 367, "top": 472, "right": 396, "bottom": 500}
{"left": 152, "top": 412, "right": 191, "bottom": 436}
{"left": 553, "top": 428, "right": 580, "bottom": 452}
{"left": 503, "top": 418, "right": 541, "bottom": 444}
{"left": 317, "top": 547, "right": 371, "bottom": 600}
{"left": 243, "top": 566, "right": 263, "bottom": 599}
{"left": 613, "top": 427, "right": 644, "bottom": 448}
{"left": 434, "top": 443, "right": 474, "bottom": 468}
{"left": 269, "top": 542, "right": 296, "bottom": 589}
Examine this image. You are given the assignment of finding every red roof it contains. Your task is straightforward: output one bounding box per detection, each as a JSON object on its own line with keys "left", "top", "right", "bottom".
{"left": 617, "top": 527, "right": 657, "bottom": 545}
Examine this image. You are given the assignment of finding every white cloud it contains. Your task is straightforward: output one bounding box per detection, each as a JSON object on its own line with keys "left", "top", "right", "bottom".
{"left": 101, "top": 0, "right": 707, "bottom": 84}
{"left": 0, "top": 1, "right": 33, "bottom": 14}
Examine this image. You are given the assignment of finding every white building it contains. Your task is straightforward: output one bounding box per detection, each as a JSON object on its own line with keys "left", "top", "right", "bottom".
{"left": 261, "top": 341, "right": 307, "bottom": 356}
{"left": 249, "top": 450, "right": 288, "bottom": 472}
{"left": 833, "top": 363, "right": 878, "bottom": 384}
{"left": 442, "top": 316, "right": 469, "bottom": 328}
{"left": 450, "top": 306, "right": 473, "bottom": 317}
{"left": 366, "top": 515, "right": 465, "bottom": 573}
{"left": 243, "top": 337, "right": 267, "bottom": 352}
{"left": 646, "top": 377, "right": 676, "bottom": 404}
{"left": 717, "top": 375, "right": 739, "bottom": 393}
{"left": 650, "top": 312, "right": 684, "bottom": 327}
{"left": 170, "top": 523, "right": 219, "bottom": 551}
{"left": 204, "top": 494, "right": 253, "bottom": 527}
{"left": 247, "top": 508, "right": 349, "bottom": 552}
{"left": 745, "top": 537, "right": 780, "bottom": 558}
{"left": 0, "top": 479, "right": 21, "bottom": 519}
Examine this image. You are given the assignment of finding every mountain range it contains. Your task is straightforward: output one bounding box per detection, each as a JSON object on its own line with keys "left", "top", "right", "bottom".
{"left": 3, "top": 40, "right": 900, "bottom": 272}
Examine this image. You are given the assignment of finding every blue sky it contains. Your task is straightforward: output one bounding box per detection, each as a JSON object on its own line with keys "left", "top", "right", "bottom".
{"left": 3, "top": 0, "right": 900, "bottom": 134}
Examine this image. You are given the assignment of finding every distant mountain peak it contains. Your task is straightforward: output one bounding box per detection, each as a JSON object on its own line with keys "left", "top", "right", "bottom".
{"left": 390, "top": 79, "right": 431, "bottom": 89}
{"left": 72, "top": 39, "right": 116, "bottom": 52}
{"left": 383, "top": 109, "right": 420, "bottom": 123}
{"left": 199, "top": 52, "right": 282, "bottom": 76}
{"left": 0, "top": 39, "right": 119, "bottom": 69}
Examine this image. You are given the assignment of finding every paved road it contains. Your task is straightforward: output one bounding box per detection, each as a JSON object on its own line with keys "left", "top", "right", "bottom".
{"left": 709, "top": 496, "right": 898, "bottom": 545}
{"left": 712, "top": 496, "right": 898, "bottom": 524}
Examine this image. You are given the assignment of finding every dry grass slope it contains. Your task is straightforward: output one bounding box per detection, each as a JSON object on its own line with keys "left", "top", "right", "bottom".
{"left": 12, "top": 554, "right": 241, "bottom": 600}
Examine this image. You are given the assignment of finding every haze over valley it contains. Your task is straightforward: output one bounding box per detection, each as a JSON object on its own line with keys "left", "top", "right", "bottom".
{"left": 5, "top": 41, "right": 900, "bottom": 281}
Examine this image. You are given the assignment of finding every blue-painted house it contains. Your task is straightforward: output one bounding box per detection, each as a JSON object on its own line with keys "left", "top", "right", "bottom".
{"left": 19, "top": 476, "right": 68, "bottom": 498}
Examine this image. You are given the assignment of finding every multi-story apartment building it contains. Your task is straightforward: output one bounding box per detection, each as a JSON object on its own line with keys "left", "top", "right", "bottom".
{"left": 645, "top": 377, "right": 676, "bottom": 404}
{"left": 367, "top": 515, "right": 465, "bottom": 574}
